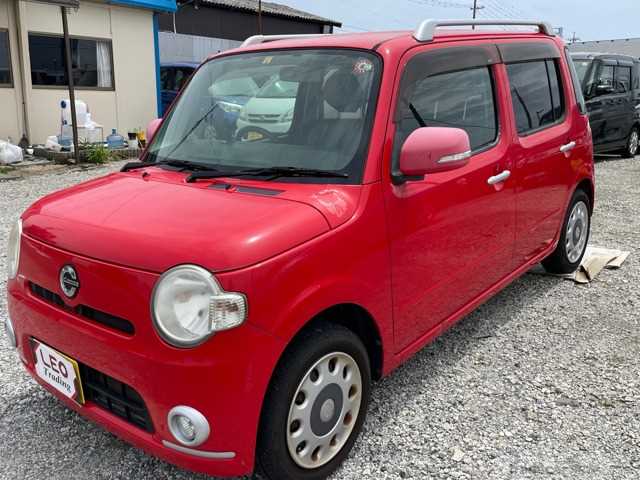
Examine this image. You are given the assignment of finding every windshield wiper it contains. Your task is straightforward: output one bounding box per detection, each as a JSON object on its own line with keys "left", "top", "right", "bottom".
{"left": 121, "top": 159, "right": 216, "bottom": 173}
{"left": 408, "top": 102, "right": 427, "bottom": 127}
{"left": 166, "top": 103, "right": 221, "bottom": 159}
{"left": 186, "top": 166, "right": 349, "bottom": 183}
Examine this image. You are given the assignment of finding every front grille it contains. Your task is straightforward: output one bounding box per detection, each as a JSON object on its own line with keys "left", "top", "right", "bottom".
{"left": 29, "top": 282, "right": 135, "bottom": 335}
{"left": 79, "top": 363, "right": 154, "bottom": 432}
{"left": 247, "top": 113, "right": 280, "bottom": 123}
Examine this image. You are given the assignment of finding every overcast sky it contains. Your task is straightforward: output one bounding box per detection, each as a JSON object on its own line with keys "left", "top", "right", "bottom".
{"left": 281, "top": 0, "right": 639, "bottom": 42}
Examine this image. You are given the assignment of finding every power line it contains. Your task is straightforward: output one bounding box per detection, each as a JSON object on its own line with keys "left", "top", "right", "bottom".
{"left": 408, "top": 0, "right": 476, "bottom": 8}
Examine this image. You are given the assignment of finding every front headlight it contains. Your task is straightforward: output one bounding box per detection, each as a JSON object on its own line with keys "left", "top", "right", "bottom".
{"left": 151, "top": 264, "right": 247, "bottom": 347}
{"left": 218, "top": 101, "right": 242, "bottom": 114}
{"left": 280, "top": 108, "right": 294, "bottom": 122}
{"left": 6, "top": 218, "right": 22, "bottom": 280}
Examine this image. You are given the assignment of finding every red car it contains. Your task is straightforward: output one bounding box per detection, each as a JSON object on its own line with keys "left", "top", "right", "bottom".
{"left": 6, "top": 19, "right": 593, "bottom": 480}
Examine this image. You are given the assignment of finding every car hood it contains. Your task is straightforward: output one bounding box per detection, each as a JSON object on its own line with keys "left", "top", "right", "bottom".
{"left": 21, "top": 170, "right": 359, "bottom": 273}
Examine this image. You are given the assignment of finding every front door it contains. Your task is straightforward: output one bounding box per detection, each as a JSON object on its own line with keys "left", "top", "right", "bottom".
{"left": 383, "top": 44, "right": 517, "bottom": 352}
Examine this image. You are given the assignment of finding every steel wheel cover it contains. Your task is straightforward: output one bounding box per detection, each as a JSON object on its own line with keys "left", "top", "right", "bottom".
{"left": 565, "top": 200, "right": 589, "bottom": 264}
{"left": 630, "top": 130, "right": 639, "bottom": 156}
{"left": 286, "top": 352, "right": 363, "bottom": 469}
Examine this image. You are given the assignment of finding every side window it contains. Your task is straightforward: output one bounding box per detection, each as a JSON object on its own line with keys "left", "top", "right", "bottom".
{"left": 174, "top": 68, "right": 194, "bottom": 90}
{"left": 547, "top": 60, "right": 564, "bottom": 122}
{"left": 597, "top": 65, "right": 615, "bottom": 91}
{"left": 160, "top": 67, "right": 174, "bottom": 91}
{"left": 394, "top": 66, "right": 497, "bottom": 153}
{"left": 566, "top": 49, "right": 587, "bottom": 113}
{"left": 615, "top": 66, "right": 631, "bottom": 93}
{"left": 506, "top": 60, "right": 565, "bottom": 135}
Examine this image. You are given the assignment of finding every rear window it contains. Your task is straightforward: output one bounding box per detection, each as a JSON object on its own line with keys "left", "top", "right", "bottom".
{"left": 506, "top": 60, "right": 565, "bottom": 135}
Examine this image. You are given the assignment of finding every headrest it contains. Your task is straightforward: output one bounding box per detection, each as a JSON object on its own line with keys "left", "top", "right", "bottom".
{"left": 322, "top": 70, "right": 363, "bottom": 113}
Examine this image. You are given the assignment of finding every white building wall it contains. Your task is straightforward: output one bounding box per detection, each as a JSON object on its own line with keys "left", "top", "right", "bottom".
{"left": 1, "top": 0, "right": 158, "bottom": 145}
{"left": 0, "top": 0, "right": 22, "bottom": 142}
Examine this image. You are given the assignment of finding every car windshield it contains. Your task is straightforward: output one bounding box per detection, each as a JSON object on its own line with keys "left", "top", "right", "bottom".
{"left": 573, "top": 58, "right": 593, "bottom": 85}
{"left": 146, "top": 49, "right": 381, "bottom": 183}
{"left": 571, "top": 57, "right": 599, "bottom": 97}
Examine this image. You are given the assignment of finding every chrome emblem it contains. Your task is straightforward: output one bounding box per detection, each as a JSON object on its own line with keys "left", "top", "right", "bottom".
{"left": 59, "top": 265, "right": 80, "bottom": 299}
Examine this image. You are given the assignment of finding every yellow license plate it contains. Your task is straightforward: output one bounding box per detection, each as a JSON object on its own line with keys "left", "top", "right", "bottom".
{"left": 32, "top": 339, "right": 85, "bottom": 405}
{"left": 247, "top": 131, "right": 264, "bottom": 141}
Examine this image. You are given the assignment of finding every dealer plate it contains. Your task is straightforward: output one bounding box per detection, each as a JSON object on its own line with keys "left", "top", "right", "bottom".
{"left": 31, "top": 339, "right": 85, "bottom": 405}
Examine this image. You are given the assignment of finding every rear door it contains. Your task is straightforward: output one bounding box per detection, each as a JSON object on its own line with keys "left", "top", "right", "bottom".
{"left": 614, "top": 63, "right": 635, "bottom": 141}
{"left": 500, "top": 42, "right": 577, "bottom": 263}
{"left": 590, "top": 61, "right": 626, "bottom": 147}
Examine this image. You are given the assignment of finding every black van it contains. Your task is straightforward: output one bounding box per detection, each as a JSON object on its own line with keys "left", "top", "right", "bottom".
{"left": 571, "top": 52, "right": 640, "bottom": 157}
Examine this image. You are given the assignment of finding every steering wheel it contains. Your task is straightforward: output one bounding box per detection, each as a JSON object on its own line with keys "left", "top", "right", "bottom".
{"left": 235, "top": 125, "right": 278, "bottom": 142}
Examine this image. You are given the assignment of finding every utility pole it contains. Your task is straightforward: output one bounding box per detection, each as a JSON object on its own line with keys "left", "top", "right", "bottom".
{"left": 471, "top": 1, "right": 484, "bottom": 29}
{"left": 257, "top": 0, "right": 263, "bottom": 35}
{"left": 471, "top": 0, "right": 484, "bottom": 19}
{"left": 569, "top": 32, "right": 580, "bottom": 44}
{"left": 61, "top": 6, "right": 79, "bottom": 164}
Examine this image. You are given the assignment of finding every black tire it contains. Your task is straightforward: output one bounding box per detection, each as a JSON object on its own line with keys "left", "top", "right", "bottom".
{"left": 620, "top": 126, "right": 639, "bottom": 158}
{"left": 542, "top": 189, "right": 591, "bottom": 274}
{"left": 255, "top": 323, "right": 371, "bottom": 480}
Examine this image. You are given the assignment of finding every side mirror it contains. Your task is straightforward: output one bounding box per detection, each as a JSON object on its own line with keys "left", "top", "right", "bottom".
{"left": 595, "top": 83, "right": 614, "bottom": 96}
{"left": 397, "top": 127, "right": 471, "bottom": 181}
{"left": 146, "top": 118, "right": 162, "bottom": 143}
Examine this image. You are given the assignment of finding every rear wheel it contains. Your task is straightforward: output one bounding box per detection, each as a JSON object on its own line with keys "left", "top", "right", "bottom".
{"left": 256, "top": 324, "right": 371, "bottom": 480}
{"left": 621, "top": 126, "right": 639, "bottom": 158}
{"left": 542, "top": 189, "right": 591, "bottom": 274}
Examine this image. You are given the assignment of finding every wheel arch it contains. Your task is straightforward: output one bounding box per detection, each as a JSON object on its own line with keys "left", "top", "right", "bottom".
{"left": 306, "top": 303, "right": 384, "bottom": 381}
{"left": 277, "top": 303, "right": 384, "bottom": 382}
{"left": 575, "top": 177, "right": 595, "bottom": 214}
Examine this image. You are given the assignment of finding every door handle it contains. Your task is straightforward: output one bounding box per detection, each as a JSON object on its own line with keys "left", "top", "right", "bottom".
{"left": 487, "top": 170, "right": 511, "bottom": 185}
{"left": 560, "top": 141, "right": 577, "bottom": 154}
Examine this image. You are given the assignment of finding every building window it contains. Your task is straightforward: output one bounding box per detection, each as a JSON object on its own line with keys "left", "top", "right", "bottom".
{"left": 506, "top": 60, "right": 565, "bottom": 135}
{"left": 28, "top": 34, "right": 113, "bottom": 89}
{"left": 0, "top": 30, "right": 12, "bottom": 87}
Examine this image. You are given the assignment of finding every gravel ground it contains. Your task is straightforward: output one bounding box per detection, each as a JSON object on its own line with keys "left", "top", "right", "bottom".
{"left": 0, "top": 157, "right": 639, "bottom": 480}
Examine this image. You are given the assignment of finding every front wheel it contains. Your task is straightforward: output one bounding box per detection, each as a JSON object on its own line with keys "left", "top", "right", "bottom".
{"left": 542, "top": 189, "right": 591, "bottom": 274}
{"left": 256, "top": 324, "right": 371, "bottom": 480}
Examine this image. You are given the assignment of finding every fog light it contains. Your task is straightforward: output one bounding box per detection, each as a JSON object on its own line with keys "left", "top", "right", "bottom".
{"left": 4, "top": 316, "right": 16, "bottom": 348}
{"left": 167, "top": 406, "right": 210, "bottom": 447}
{"left": 176, "top": 416, "right": 196, "bottom": 442}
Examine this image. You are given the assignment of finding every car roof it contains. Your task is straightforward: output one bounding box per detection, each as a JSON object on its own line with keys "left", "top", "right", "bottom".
{"left": 571, "top": 51, "right": 639, "bottom": 62}
{"left": 209, "top": 28, "right": 560, "bottom": 60}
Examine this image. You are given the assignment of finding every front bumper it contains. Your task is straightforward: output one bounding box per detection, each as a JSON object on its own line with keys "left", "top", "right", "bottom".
{"left": 236, "top": 118, "right": 292, "bottom": 134}
{"left": 7, "top": 235, "right": 285, "bottom": 477}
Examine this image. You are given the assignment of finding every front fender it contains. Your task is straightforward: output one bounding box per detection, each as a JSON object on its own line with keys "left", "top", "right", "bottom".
{"left": 217, "top": 182, "right": 393, "bottom": 370}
